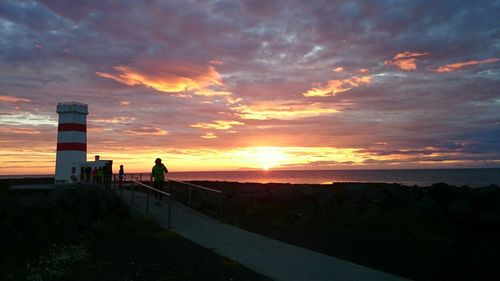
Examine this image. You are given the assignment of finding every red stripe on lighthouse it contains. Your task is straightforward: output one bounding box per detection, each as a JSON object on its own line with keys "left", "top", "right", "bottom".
{"left": 58, "top": 123, "right": 86, "bottom": 132}
{"left": 57, "top": 143, "right": 87, "bottom": 151}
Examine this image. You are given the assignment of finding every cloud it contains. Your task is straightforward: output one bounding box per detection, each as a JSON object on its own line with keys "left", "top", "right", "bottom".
{"left": 303, "top": 75, "right": 372, "bottom": 97}
{"left": 0, "top": 127, "right": 40, "bottom": 134}
{"left": 90, "top": 117, "right": 136, "bottom": 124}
{"left": 434, "top": 58, "right": 500, "bottom": 73}
{"left": 96, "top": 61, "right": 225, "bottom": 96}
{"left": 232, "top": 101, "right": 340, "bottom": 120}
{"left": 191, "top": 120, "right": 244, "bottom": 130}
{"left": 0, "top": 112, "right": 56, "bottom": 126}
{"left": 333, "top": 67, "right": 344, "bottom": 72}
{"left": 0, "top": 95, "right": 31, "bottom": 103}
{"left": 193, "top": 89, "right": 232, "bottom": 97}
{"left": 201, "top": 132, "right": 217, "bottom": 139}
{"left": 384, "top": 52, "right": 429, "bottom": 71}
{"left": 280, "top": 160, "right": 356, "bottom": 169}
{"left": 124, "top": 127, "right": 169, "bottom": 136}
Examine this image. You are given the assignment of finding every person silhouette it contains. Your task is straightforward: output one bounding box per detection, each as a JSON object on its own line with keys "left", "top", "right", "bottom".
{"left": 151, "top": 158, "right": 168, "bottom": 205}
{"left": 118, "top": 165, "right": 125, "bottom": 189}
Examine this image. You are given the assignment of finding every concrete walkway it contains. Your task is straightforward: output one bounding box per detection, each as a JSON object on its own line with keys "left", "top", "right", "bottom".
{"left": 118, "top": 188, "right": 411, "bottom": 281}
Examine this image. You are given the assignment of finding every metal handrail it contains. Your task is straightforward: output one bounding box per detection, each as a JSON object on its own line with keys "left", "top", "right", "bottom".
{"left": 166, "top": 179, "right": 225, "bottom": 220}
{"left": 115, "top": 174, "right": 225, "bottom": 221}
{"left": 167, "top": 179, "right": 223, "bottom": 194}
{"left": 133, "top": 180, "right": 171, "bottom": 197}
{"left": 128, "top": 180, "right": 172, "bottom": 229}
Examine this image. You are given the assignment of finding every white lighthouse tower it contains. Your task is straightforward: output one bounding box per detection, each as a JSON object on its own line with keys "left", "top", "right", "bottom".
{"left": 54, "top": 102, "right": 88, "bottom": 184}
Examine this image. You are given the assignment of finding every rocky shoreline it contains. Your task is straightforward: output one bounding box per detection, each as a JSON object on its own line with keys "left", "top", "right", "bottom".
{"left": 179, "top": 181, "right": 500, "bottom": 227}
{"left": 170, "top": 181, "right": 500, "bottom": 281}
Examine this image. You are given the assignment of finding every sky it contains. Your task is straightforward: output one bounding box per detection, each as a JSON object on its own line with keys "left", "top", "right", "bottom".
{"left": 1, "top": 0, "right": 499, "bottom": 174}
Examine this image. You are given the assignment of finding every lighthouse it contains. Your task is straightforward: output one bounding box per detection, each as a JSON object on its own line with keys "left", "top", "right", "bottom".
{"left": 54, "top": 102, "right": 88, "bottom": 184}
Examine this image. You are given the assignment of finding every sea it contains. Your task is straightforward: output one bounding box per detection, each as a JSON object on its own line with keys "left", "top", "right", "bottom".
{"left": 2, "top": 168, "right": 499, "bottom": 187}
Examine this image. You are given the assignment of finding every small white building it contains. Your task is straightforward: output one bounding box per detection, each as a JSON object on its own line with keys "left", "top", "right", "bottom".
{"left": 79, "top": 155, "right": 113, "bottom": 183}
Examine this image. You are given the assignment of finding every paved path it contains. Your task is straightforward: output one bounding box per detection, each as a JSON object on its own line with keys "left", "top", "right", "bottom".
{"left": 118, "top": 188, "right": 411, "bottom": 281}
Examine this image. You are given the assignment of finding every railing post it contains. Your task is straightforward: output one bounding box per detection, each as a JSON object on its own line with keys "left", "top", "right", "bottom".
{"left": 146, "top": 187, "right": 150, "bottom": 215}
{"left": 219, "top": 193, "right": 224, "bottom": 222}
{"left": 131, "top": 182, "right": 135, "bottom": 204}
{"left": 168, "top": 196, "right": 172, "bottom": 229}
{"left": 188, "top": 185, "right": 192, "bottom": 210}
{"left": 140, "top": 173, "right": 142, "bottom": 181}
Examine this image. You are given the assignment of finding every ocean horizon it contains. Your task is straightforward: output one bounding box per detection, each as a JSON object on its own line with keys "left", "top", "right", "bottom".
{"left": 2, "top": 168, "right": 499, "bottom": 187}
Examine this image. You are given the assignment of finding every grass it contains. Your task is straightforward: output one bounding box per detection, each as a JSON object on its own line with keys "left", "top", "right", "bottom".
{"left": 3, "top": 217, "right": 271, "bottom": 281}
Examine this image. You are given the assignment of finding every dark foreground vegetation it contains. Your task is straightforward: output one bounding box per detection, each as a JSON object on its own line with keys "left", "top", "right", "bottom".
{"left": 0, "top": 179, "right": 270, "bottom": 281}
{"left": 175, "top": 181, "right": 500, "bottom": 281}
{"left": 3, "top": 178, "right": 499, "bottom": 280}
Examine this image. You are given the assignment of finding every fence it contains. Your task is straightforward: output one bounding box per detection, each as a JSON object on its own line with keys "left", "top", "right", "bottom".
{"left": 168, "top": 179, "right": 224, "bottom": 219}
{"left": 114, "top": 173, "right": 226, "bottom": 223}
{"left": 122, "top": 180, "right": 172, "bottom": 229}
{"left": 114, "top": 173, "right": 149, "bottom": 182}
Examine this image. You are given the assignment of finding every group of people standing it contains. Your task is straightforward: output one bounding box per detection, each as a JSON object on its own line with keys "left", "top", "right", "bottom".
{"left": 80, "top": 161, "right": 113, "bottom": 187}
{"left": 75, "top": 158, "right": 169, "bottom": 206}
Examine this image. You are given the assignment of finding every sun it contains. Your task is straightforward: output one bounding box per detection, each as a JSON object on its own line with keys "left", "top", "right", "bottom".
{"left": 232, "top": 146, "right": 288, "bottom": 171}
{"left": 253, "top": 147, "right": 285, "bottom": 171}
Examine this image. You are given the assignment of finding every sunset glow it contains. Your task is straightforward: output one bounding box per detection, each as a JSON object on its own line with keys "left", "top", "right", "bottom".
{"left": 434, "top": 58, "right": 500, "bottom": 73}
{"left": 384, "top": 52, "right": 429, "bottom": 71}
{"left": 1, "top": 1, "right": 499, "bottom": 175}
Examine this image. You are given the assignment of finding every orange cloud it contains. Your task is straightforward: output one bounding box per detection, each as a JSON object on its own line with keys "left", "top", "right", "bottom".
{"left": 0, "top": 127, "right": 40, "bottom": 134}
{"left": 225, "top": 96, "right": 242, "bottom": 105}
{"left": 0, "top": 95, "right": 31, "bottom": 103}
{"left": 87, "top": 127, "right": 106, "bottom": 133}
{"left": 384, "top": 51, "right": 429, "bottom": 71}
{"left": 434, "top": 58, "right": 500, "bottom": 73}
{"left": 193, "top": 89, "right": 231, "bottom": 97}
{"left": 124, "top": 127, "right": 169, "bottom": 136}
{"left": 303, "top": 75, "right": 372, "bottom": 97}
{"left": 333, "top": 67, "right": 344, "bottom": 72}
{"left": 96, "top": 62, "right": 225, "bottom": 96}
{"left": 119, "top": 100, "right": 130, "bottom": 106}
{"left": 201, "top": 132, "right": 217, "bottom": 139}
{"left": 90, "top": 117, "right": 136, "bottom": 124}
{"left": 191, "top": 120, "right": 244, "bottom": 130}
{"left": 233, "top": 101, "right": 339, "bottom": 120}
